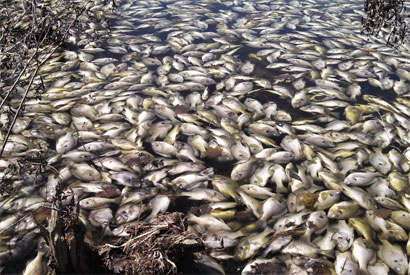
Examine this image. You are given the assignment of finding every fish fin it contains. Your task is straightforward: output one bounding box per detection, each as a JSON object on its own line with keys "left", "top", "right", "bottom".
{"left": 200, "top": 167, "right": 215, "bottom": 179}
{"left": 359, "top": 268, "right": 370, "bottom": 275}
{"left": 102, "top": 225, "right": 113, "bottom": 237}
{"left": 230, "top": 192, "right": 240, "bottom": 203}
{"left": 299, "top": 231, "right": 311, "bottom": 243}
{"left": 319, "top": 249, "right": 335, "bottom": 259}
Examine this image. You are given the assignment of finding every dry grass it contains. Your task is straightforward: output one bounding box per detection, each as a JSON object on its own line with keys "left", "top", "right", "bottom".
{"left": 98, "top": 212, "right": 203, "bottom": 274}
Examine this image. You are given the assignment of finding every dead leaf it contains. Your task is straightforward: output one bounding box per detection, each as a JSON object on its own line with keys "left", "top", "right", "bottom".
{"left": 96, "top": 185, "right": 120, "bottom": 198}
{"left": 205, "top": 146, "right": 222, "bottom": 158}
{"left": 199, "top": 204, "right": 212, "bottom": 215}
{"left": 373, "top": 208, "right": 391, "bottom": 218}
{"left": 174, "top": 104, "right": 188, "bottom": 114}
{"left": 312, "top": 261, "right": 332, "bottom": 275}
{"left": 33, "top": 207, "right": 51, "bottom": 223}
{"left": 125, "top": 153, "right": 155, "bottom": 167}
{"left": 251, "top": 262, "right": 285, "bottom": 275}
{"left": 297, "top": 192, "right": 318, "bottom": 208}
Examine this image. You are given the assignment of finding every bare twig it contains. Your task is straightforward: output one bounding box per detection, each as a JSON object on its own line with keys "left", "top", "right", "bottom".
{"left": 362, "top": 0, "right": 408, "bottom": 46}
{"left": 0, "top": 0, "right": 93, "bottom": 159}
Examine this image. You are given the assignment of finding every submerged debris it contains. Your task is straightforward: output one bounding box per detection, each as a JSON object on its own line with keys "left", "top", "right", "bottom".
{"left": 98, "top": 212, "right": 202, "bottom": 274}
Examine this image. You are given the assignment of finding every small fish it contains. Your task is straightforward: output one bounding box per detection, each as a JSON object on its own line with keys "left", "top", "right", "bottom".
{"left": 332, "top": 220, "right": 354, "bottom": 252}
{"left": 265, "top": 151, "right": 295, "bottom": 163}
{"left": 328, "top": 201, "right": 360, "bottom": 219}
{"left": 378, "top": 239, "right": 408, "bottom": 274}
{"left": 344, "top": 172, "right": 378, "bottom": 186}
{"left": 89, "top": 208, "right": 113, "bottom": 227}
{"left": 352, "top": 237, "right": 374, "bottom": 273}
{"left": 282, "top": 239, "right": 333, "bottom": 258}
{"left": 349, "top": 217, "right": 377, "bottom": 248}
{"left": 56, "top": 132, "right": 76, "bottom": 154}
{"left": 111, "top": 171, "right": 141, "bottom": 187}
{"left": 235, "top": 229, "right": 273, "bottom": 260}
{"left": 168, "top": 162, "right": 205, "bottom": 175}
{"left": 335, "top": 251, "right": 359, "bottom": 275}
{"left": 231, "top": 158, "right": 256, "bottom": 181}
{"left": 151, "top": 141, "right": 178, "bottom": 157}
{"left": 211, "top": 175, "right": 239, "bottom": 202}
{"left": 314, "top": 190, "right": 341, "bottom": 210}
{"left": 187, "top": 213, "right": 231, "bottom": 233}
{"left": 370, "top": 149, "right": 392, "bottom": 175}
{"left": 115, "top": 203, "right": 147, "bottom": 225}
{"left": 23, "top": 239, "right": 48, "bottom": 275}
{"left": 146, "top": 195, "right": 170, "bottom": 221}
{"left": 259, "top": 196, "right": 287, "bottom": 222}
{"left": 237, "top": 190, "right": 262, "bottom": 219}
{"left": 178, "top": 188, "right": 227, "bottom": 202}
{"left": 79, "top": 197, "right": 120, "bottom": 210}
{"left": 301, "top": 211, "right": 328, "bottom": 242}
{"left": 172, "top": 168, "right": 214, "bottom": 189}
{"left": 240, "top": 184, "right": 274, "bottom": 199}
{"left": 71, "top": 163, "right": 102, "bottom": 182}
{"left": 341, "top": 184, "right": 377, "bottom": 210}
